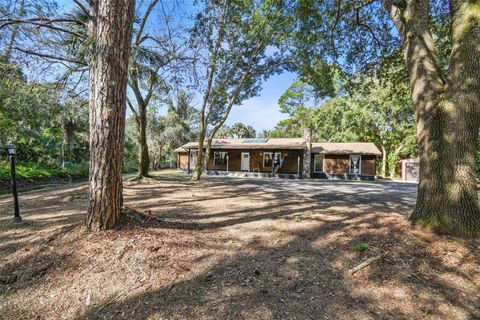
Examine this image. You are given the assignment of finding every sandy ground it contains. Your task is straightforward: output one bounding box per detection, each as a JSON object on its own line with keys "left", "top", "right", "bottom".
{"left": 0, "top": 171, "right": 479, "bottom": 320}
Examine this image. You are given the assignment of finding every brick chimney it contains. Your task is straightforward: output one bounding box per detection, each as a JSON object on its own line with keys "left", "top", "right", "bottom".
{"left": 302, "top": 127, "right": 312, "bottom": 178}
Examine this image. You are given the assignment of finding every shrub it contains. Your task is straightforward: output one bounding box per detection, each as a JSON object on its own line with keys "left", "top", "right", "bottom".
{"left": 354, "top": 242, "right": 370, "bottom": 252}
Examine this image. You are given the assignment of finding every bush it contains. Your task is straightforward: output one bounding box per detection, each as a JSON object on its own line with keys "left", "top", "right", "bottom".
{"left": 0, "top": 162, "right": 89, "bottom": 182}
{"left": 0, "top": 160, "right": 139, "bottom": 183}
{"left": 0, "top": 163, "right": 53, "bottom": 182}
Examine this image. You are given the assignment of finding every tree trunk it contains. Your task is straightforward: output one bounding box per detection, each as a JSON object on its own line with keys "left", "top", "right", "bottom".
{"left": 192, "top": 127, "right": 205, "bottom": 180}
{"left": 384, "top": 0, "right": 480, "bottom": 236}
{"left": 136, "top": 108, "right": 150, "bottom": 178}
{"left": 86, "top": 0, "right": 135, "bottom": 231}
{"left": 381, "top": 145, "right": 387, "bottom": 178}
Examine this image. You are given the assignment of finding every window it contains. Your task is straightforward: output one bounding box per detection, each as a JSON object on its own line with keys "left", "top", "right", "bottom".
{"left": 214, "top": 152, "right": 228, "bottom": 166}
{"left": 349, "top": 155, "right": 361, "bottom": 174}
{"left": 263, "top": 152, "right": 273, "bottom": 167}
{"left": 314, "top": 154, "right": 324, "bottom": 172}
{"left": 274, "top": 153, "right": 284, "bottom": 166}
{"left": 263, "top": 152, "right": 284, "bottom": 167}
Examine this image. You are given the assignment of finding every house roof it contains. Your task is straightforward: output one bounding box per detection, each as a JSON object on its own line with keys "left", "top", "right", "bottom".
{"left": 176, "top": 138, "right": 306, "bottom": 151}
{"left": 312, "top": 142, "right": 382, "bottom": 156}
{"left": 173, "top": 146, "right": 187, "bottom": 153}
{"left": 175, "top": 139, "right": 381, "bottom": 155}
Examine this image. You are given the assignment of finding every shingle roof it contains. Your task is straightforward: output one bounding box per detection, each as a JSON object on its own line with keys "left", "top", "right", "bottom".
{"left": 175, "top": 139, "right": 381, "bottom": 155}
{"left": 176, "top": 138, "right": 306, "bottom": 150}
{"left": 312, "top": 142, "right": 382, "bottom": 155}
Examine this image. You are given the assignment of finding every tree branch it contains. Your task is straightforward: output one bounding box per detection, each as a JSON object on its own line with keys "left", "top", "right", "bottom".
{"left": 13, "top": 46, "right": 87, "bottom": 65}
{"left": 0, "top": 18, "right": 85, "bottom": 38}
{"left": 135, "top": 0, "right": 159, "bottom": 45}
{"left": 126, "top": 97, "right": 139, "bottom": 119}
{"left": 73, "top": 0, "right": 90, "bottom": 17}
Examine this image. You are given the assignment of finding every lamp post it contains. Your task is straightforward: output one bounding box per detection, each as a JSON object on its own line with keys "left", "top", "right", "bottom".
{"left": 6, "top": 144, "right": 21, "bottom": 223}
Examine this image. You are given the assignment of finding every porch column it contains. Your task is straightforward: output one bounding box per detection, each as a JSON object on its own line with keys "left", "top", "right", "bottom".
{"left": 297, "top": 154, "right": 300, "bottom": 178}
{"left": 249, "top": 151, "right": 251, "bottom": 172}
{"left": 227, "top": 153, "right": 229, "bottom": 173}
{"left": 187, "top": 148, "right": 191, "bottom": 174}
{"left": 272, "top": 151, "right": 275, "bottom": 173}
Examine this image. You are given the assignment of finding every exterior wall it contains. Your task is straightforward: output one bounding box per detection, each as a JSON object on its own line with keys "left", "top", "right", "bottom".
{"left": 177, "top": 149, "right": 375, "bottom": 179}
{"left": 250, "top": 151, "right": 270, "bottom": 173}
{"left": 313, "top": 153, "right": 376, "bottom": 179}
{"left": 360, "top": 155, "right": 376, "bottom": 176}
{"left": 207, "top": 149, "right": 242, "bottom": 171}
{"left": 250, "top": 150, "right": 302, "bottom": 174}
{"left": 324, "top": 154, "right": 350, "bottom": 174}
{"left": 281, "top": 150, "right": 303, "bottom": 174}
{"left": 197, "top": 149, "right": 303, "bottom": 174}
{"left": 177, "top": 152, "right": 188, "bottom": 170}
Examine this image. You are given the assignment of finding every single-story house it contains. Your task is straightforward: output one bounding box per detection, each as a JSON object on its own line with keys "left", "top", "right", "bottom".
{"left": 174, "top": 137, "right": 381, "bottom": 180}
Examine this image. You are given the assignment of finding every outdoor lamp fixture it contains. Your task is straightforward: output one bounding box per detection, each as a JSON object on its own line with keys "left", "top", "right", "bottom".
{"left": 6, "top": 143, "right": 21, "bottom": 223}
{"left": 7, "top": 144, "right": 16, "bottom": 155}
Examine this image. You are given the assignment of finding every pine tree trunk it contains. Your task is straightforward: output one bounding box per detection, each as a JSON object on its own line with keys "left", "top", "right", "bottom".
{"left": 385, "top": 0, "right": 480, "bottom": 236}
{"left": 136, "top": 108, "right": 150, "bottom": 178}
{"left": 86, "top": 0, "right": 135, "bottom": 231}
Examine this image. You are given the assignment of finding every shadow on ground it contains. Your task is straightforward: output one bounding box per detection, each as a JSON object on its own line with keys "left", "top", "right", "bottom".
{"left": 0, "top": 173, "right": 478, "bottom": 319}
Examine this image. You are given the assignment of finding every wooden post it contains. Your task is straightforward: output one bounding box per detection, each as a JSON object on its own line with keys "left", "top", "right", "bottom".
{"left": 249, "top": 151, "right": 251, "bottom": 172}
{"left": 272, "top": 151, "right": 275, "bottom": 174}
{"left": 297, "top": 155, "right": 300, "bottom": 178}
{"left": 187, "top": 149, "right": 191, "bottom": 174}
{"left": 227, "top": 153, "right": 229, "bottom": 173}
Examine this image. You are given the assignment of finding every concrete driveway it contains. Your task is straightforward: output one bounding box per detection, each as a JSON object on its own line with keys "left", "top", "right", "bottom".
{"left": 202, "top": 175, "right": 418, "bottom": 215}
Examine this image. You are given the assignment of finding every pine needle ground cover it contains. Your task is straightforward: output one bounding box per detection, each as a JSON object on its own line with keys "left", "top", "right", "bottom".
{"left": 0, "top": 173, "right": 478, "bottom": 319}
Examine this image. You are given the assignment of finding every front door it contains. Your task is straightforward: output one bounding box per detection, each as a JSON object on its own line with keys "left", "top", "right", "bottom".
{"left": 241, "top": 152, "right": 250, "bottom": 171}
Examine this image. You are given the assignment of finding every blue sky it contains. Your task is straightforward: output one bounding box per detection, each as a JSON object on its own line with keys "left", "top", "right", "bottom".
{"left": 54, "top": 0, "right": 296, "bottom": 133}
{"left": 225, "top": 71, "right": 296, "bottom": 132}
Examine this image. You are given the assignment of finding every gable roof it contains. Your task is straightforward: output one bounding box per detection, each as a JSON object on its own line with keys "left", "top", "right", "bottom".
{"left": 175, "top": 138, "right": 381, "bottom": 155}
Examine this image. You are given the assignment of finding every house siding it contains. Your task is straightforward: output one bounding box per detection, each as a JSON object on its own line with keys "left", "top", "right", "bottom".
{"left": 325, "top": 154, "right": 350, "bottom": 174}
{"left": 177, "top": 152, "right": 188, "bottom": 170}
{"left": 176, "top": 149, "right": 376, "bottom": 180}
{"left": 310, "top": 153, "right": 376, "bottom": 180}
{"left": 360, "top": 155, "right": 376, "bottom": 176}
{"left": 207, "top": 150, "right": 242, "bottom": 171}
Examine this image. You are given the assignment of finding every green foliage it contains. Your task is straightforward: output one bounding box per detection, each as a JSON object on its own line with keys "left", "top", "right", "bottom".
{"left": 191, "top": 0, "right": 294, "bottom": 141}
{"left": 0, "top": 56, "right": 89, "bottom": 167}
{"left": 216, "top": 122, "right": 256, "bottom": 139}
{"left": 354, "top": 242, "right": 370, "bottom": 252}
{"left": 269, "top": 50, "right": 418, "bottom": 177}
{"left": 0, "top": 162, "right": 89, "bottom": 182}
{"left": 123, "top": 90, "right": 198, "bottom": 170}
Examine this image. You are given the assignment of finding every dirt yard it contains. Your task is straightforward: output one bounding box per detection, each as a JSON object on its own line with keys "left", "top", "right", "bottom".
{"left": 0, "top": 171, "right": 479, "bottom": 320}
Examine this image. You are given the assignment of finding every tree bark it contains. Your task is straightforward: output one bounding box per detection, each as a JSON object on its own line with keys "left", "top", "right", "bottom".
{"left": 192, "top": 3, "right": 228, "bottom": 181}
{"left": 381, "top": 145, "right": 387, "bottom": 178}
{"left": 86, "top": 0, "right": 135, "bottom": 231}
{"left": 384, "top": 0, "right": 480, "bottom": 236}
{"left": 135, "top": 108, "right": 150, "bottom": 177}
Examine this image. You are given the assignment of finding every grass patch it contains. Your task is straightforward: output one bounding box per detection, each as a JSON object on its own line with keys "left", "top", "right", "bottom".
{"left": 354, "top": 242, "right": 370, "bottom": 252}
